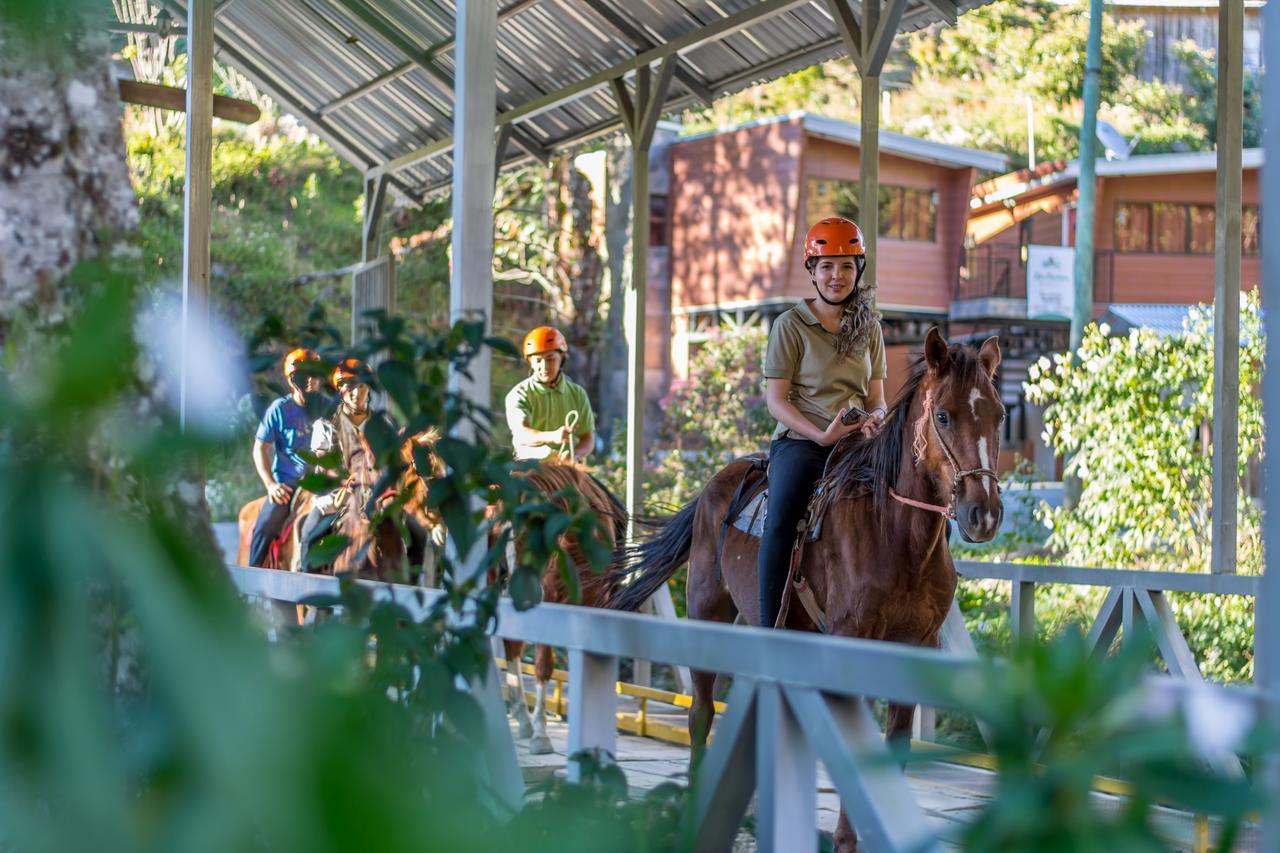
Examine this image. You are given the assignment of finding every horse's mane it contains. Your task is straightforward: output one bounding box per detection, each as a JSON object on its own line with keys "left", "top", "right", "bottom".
{"left": 825, "top": 343, "right": 989, "bottom": 510}
{"left": 518, "top": 461, "right": 628, "bottom": 544}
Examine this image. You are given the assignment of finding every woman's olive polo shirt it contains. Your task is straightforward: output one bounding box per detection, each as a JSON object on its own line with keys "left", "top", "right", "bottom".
{"left": 763, "top": 298, "right": 886, "bottom": 440}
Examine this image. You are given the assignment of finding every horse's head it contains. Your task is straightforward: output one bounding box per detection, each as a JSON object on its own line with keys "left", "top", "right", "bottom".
{"left": 917, "top": 327, "right": 1005, "bottom": 543}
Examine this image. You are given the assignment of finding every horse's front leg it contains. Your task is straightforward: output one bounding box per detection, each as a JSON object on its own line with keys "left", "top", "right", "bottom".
{"left": 834, "top": 809, "right": 858, "bottom": 853}
{"left": 885, "top": 703, "right": 916, "bottom": 757}
{"left": 503, "top": 640, "right": 535, "bottom": 739}
{"left": 528, "top": 643, "right": 555, "bottom": 755}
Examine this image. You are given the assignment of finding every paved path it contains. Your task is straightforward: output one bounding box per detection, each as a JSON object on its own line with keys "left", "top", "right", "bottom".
{"left": 508, "top": 704, "right": 1256, "bottom": 851}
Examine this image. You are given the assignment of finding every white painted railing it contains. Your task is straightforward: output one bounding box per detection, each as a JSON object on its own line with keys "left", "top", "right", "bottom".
{"left": 227, "top": 563, "right": 1270, "bottom": 853}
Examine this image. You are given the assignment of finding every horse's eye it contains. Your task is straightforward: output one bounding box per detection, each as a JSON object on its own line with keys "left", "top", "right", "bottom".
{"left": 936, "top": 410, "right": 950, "bottom": 428}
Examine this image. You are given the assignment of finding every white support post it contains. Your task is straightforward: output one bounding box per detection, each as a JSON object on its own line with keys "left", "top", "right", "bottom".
{"left": 180, "top": 0, "right": 214, "bottom": 432}
{"left": 566, "top": 648, "right": 618, "bottom": 782}
{"left": 1211, "top": 0, "right": 1243, "bottom": 574}
{"left": 1257, "top": 1, "right": 1280, "bottom": 843}
{"left": 612, "top": 62, "right": 690, "bottom": 694}
{"left": 755, "top": 682, "right": 816, "bottom": 853}
{"left": 449, "top": 0, "right": 497, "bottom": 435}
{"left": 447, "top": 0, "right": 521, "bottom": 816}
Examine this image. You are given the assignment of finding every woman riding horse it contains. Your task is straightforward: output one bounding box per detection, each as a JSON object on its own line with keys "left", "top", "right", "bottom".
{"left": 758, "top": 216, "right": 887, "bottom": 628}
{"left": 606, "top": 221, "right": 1006, "bottom": 850}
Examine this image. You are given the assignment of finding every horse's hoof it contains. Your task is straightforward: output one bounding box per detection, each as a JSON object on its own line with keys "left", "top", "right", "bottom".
{"left": 528, "top": 735, "right": 554, "bottom": 755}
{"left": 517, "top": 719, "right": 534, "bottom": 739}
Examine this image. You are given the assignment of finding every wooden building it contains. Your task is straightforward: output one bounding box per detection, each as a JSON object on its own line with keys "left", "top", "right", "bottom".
{"left": 959, "top": 148, "right": 1263, "bottom": 473}
{"left": 657, "top": 112, "right": 1007, "bottom": 403}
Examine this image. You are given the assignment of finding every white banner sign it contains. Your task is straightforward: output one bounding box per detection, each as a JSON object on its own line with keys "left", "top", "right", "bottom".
{"left": 1026, "top": 244, "right": 1076, "bottom": 321}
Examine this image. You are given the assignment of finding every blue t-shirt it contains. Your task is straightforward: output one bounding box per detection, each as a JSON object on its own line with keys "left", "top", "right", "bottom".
{"left": 254, "top": 396, "right": 312, "bottom": 486}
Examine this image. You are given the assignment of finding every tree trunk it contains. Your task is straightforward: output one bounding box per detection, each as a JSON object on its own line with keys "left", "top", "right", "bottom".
{"left": 0, "top": 10, "right": 219, "bottom": 572}
{"left": 0, "top": 12, "right": 138, "bottom": 322}
{"left": 548, "top": 154, "right": 604, "bottom": 396}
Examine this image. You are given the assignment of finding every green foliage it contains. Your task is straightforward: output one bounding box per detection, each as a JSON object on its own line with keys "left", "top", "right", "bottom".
{"left": 948, "top": 630, "right": 1267, "bottom": 852}
{"left": 124, "top": 126, "right": 363, "bottom": 334}
{"left": 1024, "top": 292, "right": 1264, "bottom": 572}
{"left": 908, "top": 1, "right": 1146, "bottom": 109}
{"left": 599, "top": 320, "right": 772, "bottom": 516}
{"left": 0, "top": 267, "right": 680, "bottom": 851}
{"left": 681, "top": 0, "right": 1254, "bottom": 169}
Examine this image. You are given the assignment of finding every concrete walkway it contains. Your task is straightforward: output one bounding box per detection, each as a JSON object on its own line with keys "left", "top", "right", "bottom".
{"left": 508, "top": 706, "right": 1256, "bottom": 851}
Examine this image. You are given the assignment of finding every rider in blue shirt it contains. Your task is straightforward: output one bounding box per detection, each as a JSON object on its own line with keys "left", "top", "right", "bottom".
{"left": 248, "top": 347, "right": 320, "bottom": 567}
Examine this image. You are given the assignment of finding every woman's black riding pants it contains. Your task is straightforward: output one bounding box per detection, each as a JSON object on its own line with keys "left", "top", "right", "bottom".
{"left": 758, "top": 435, "right": 833, "bottom": 628}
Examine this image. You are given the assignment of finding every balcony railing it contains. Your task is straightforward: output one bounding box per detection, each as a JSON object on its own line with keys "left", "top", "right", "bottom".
{"left": 955, "top": 244, "right": 1116, "bottom": 305}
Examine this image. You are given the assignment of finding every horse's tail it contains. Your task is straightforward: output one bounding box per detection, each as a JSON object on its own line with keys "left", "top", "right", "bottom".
{"left": 604, "top": 497, "right": 700, "bottom": 612}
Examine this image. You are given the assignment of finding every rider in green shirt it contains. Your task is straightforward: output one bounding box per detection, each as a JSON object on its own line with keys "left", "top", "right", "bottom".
{"left": 505, "top": 325, "right": 596, "bottom": 462}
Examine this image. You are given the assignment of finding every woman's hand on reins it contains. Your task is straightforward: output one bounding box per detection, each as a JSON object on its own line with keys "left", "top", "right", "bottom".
{"left": 855, "top": 409, "right": 886, "bottom": 438}
{"left": 821, "top": 409, "right": 861, "bottom": 446}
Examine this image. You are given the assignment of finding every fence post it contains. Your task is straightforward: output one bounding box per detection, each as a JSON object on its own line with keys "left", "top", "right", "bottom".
{"left": 566, "top": 648, "right": 618, "bottom": 782}
{"left": 755, "top": 681, "right": 816, "bottom": 853}
{"left": 1011, "top": 580, "right": 1036, "bottom": 646}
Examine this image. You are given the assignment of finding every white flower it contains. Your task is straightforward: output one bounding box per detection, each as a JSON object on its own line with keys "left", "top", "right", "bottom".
{"left": 1183, "top": 683, "right": 1254, "bottom": 767}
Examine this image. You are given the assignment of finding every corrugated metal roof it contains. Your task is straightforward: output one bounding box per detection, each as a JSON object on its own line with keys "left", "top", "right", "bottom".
{"left": 158, "top": 0, "right": 1000, "bottom": 203}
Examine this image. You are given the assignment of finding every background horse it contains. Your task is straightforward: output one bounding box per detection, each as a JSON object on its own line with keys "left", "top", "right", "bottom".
{"left": 497, "top": 461, "right": 627, "bottom": 754}
{"left": 606, "top": 328, "right": 1004, "bottom": 852}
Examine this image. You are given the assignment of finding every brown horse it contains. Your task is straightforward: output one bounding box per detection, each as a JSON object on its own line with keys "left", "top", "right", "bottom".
{"left": 496, "top": 460, "right": 628, "bottom": 754}
{"left": 235, "top": 431, "right": 444, "bottom": 582}
{"left": 607, "top": 328, "right": 1004, "bottom": 851}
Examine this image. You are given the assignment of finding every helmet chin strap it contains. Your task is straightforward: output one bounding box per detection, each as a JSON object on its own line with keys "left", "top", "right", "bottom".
{"left": 811, "top": 260, "right": 866, "bottom": 306}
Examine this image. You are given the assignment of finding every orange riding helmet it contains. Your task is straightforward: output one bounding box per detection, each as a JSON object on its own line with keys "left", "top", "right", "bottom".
{"left": 283, "top": 347, "right": 320, "bottom": 380}
{"left": 805, "top": 217, "right": 866, "bottom": 260}
{"left": 331, "top": 357, "right": 369, "bottom": 389}
{"left": 523, "top": 325, "right": 568, "bottom": 359}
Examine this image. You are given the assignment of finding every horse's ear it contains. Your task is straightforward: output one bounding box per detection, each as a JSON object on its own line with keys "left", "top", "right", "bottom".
{"left": 924, "top": 327, "right": 950, "bottom": 372}
{"left": 978, "top": 336, "right": 1002, "bottom": 379}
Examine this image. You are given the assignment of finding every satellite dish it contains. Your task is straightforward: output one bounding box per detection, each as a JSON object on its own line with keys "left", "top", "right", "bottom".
{"left": 1096, "top": 120, "right": 1138, "bottom": 160}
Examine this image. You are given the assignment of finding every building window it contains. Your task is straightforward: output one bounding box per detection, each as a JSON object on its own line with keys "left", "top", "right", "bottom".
{"left": 649, "top": 194, "right": 668, "bottom": 246}
{"left": 1152, "top": 202, "right": 1186, "bottom": 253}
{"left": 1116, "top": 202, "right": 1261, "bottom": 255}
{"left": 1116, "top": 202, "right": 1152, "bottom": 252}
{"left": 1243, "top": 206, "right": 1261, "bottom": 255}
{"left": 1188, "top": 205, "right": 1215, "bottom": 254}
{"left": 805, "top": 177, "right": 935, "bottom": 242}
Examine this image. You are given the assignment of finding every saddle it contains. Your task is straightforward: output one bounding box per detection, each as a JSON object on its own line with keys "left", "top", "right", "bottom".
{"left": 717, "top": 454, "right": 839, "bottom": 633}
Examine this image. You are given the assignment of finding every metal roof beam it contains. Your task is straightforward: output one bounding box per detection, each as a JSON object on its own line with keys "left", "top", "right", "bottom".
{"left": 317, "top": 0, "right": 546, "bottom": 115}
{"left": 866, "top": 0, "right": 909, "bottom": 74}
{"left": 373, "top": 0, "right": 814, "bottom": 177}
{"left": 824, "top": 0, "right": 864, "bottom": 74}
{"left": 156, "top": 0, "right": 424, "bottom": 203}
{"left": 333, "top": 0, "right": 455, "bottom": 91}
{"left": 918, "top": 0, "right": 957, "bottom": 25}
{"left": 581, "top": 0, "right": 716, "bottom": 106}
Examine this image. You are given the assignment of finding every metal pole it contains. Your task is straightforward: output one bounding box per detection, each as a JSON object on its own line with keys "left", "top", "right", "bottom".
{"left": 449, "top": 0, "right": 497, "bottom": 434}
{"left": 1070, "top": 0, "right": 1103, "bottom": 351}
{"left": 1211, "top": 0, "right": 1243, "bottom": 574}
{"left": 180, "top": 0, "right": 214, "bottom": 432}
{"left": 1257, "top": 0, "right": 1280, "bottom": 845}
{"left": 859, "top": 0, "right": 881, "bottom": 286}
{"left": 624, "top": 141, "right": 650, "bottom": 530}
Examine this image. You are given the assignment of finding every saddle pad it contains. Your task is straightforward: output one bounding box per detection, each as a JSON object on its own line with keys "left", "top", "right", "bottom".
{"left": 730, "top": 489, "right": 769, "bottom": 539}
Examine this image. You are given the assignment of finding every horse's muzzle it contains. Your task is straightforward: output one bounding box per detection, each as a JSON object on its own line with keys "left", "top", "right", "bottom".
{"left": 957, "top": 499, "right": 1003, "bottom": 543}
